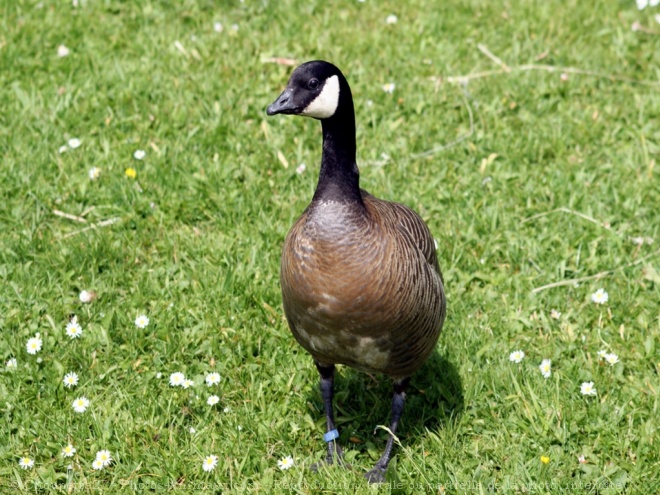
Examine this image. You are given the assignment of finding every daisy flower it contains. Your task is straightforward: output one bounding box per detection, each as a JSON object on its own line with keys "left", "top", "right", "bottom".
{"left": 637, "top": 0, "right": 660, "bottom": 9}
{"left": 182, "top": 379, "right": 194, "bottom": 389}
{"left": 62, "top": 444, "right": 76, "bottom": 457}
{"left": 79, "top": 290, "right": 95, "bottom": 302}
{"left": 125, "top": 167, "right": 137, "bottom": 179}
{"left": 95, "top": 450, "right": 112, "bottom": 467}
{"left": 26, "top": 334, "right": 43, "bottom": 355}
{"left": 6, "top": 358, "right": 17, "bottom": 369}
{"left": 92, "top": 459, "right": 105, "bottom": 470}
{"left": 597, "top": 349, "right": 608, "bottom": 360}
{"left": 580, "top": 381, "right": 596, "bottom": 396}
{"left": 207, "top": 395, "right": 220, "bottom": 406}
{"left": 539, "top": 359, "right": 551, "bottom": 378}
{"left": 133, "top": 149, "right": 146, "bottom": 160}
{"left": 58, "top": 145, "right": 68, "bottom": 153}
{"left": 66, "top": 320, "right": 83, "bottom": 339}
{"left": 295, "top": 163, "right": 306, "bottom": 175}
{"left": 591, "top": 288, "right": 608, "bottom": 305}
{"left": 213, "top": 22, "right": 223, "bottom": 33}
{"left": 202, "top": 455, "right": 218, "bottom": 472}
{"left": 189, "top": 427, "right": 196, "bottom": 434}
{"left": 88, "top": 167, "right": 101, "bottom": 180}
{"left": 278, "top": 455, "right": 294, "bottom": 470}
{"left": 68, "top": 138, "right": 81, "bottom": 149}
{"left": 205, "top": 372, "right": 221, "bottom": 386}
{"left": 382, "top": 82, "right": 396, "bottom": 94}
{"left": 223, "top": 407, "right": 231, "bottom": 413}
{"left": 72, "top": 396, "right": 90, "bottom": 413}
{"left": 57, "top": 45, "right": 70, "bottom": 57}
{"left": 385, "top": 14, "right": 398, "bottom": 24}
{"left": 550, "top": 309, "right": 561, "bottom": 319}
{"left": 169, "top": 372, "right": 185, "bottom": 387}
{"left": 63, "top": 372, "right": 79, "bottom": 388}
{"left": 604, "top": 353, "right": 619, "bottom": 365}
{"left": 19, "top": 457, "right": 34, "bottom": 469}
{"left": 135, "top": 314, "right": 149, "bottom": 329}
{"left": 509, "top": 350, "right": 525, "bottom": 363}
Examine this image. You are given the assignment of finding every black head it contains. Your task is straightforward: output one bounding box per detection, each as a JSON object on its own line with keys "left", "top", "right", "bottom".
{"left": 266, "top": 60, "right": 350, "bottom": 120}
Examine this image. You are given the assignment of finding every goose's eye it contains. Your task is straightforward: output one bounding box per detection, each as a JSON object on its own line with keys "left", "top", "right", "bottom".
{"left": 308, "top": 78, "right": 320, "bottom": 90}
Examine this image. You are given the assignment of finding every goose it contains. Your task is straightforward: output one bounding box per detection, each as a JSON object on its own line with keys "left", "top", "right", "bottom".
{"left": 266, "top": 60, "right": 446, "bottom": 483}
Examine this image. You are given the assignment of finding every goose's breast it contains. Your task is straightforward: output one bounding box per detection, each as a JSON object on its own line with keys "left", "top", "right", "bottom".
{"left": 280, "top": 209, "right": 444, "bottom": 376}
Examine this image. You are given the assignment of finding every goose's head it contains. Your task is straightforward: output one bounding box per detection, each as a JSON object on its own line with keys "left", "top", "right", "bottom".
{"left": 267, "top": 60, "right": 350, "bottom": 120}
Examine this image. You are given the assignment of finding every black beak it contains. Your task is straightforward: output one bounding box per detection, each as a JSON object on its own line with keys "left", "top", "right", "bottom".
{"left": 267, "top": 88, "right": 297, "bottom": 116}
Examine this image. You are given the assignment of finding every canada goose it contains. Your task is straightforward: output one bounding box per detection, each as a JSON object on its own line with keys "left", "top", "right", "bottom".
{"left": 267, "top": 60, "right": 446, "bottom": 483}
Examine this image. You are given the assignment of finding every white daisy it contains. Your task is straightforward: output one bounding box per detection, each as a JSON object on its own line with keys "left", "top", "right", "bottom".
{"left": 295, "top": 163, "right": 306, "bottom": 175}
{"left": 636, "top": 0, "right": 659, "bottom": 9}
{"left": 92, "top": 459, "right": 104, "bottom": 470}
{"left": 135, "top": 315, "right": 150, "bottom": 329}
{"left": 133, "top": 149, "right": 146, "bottom": 160}
{"left": 509, "top": 350, "right": 525, "bottom": 363}
{"left": 385, "top": 14, "right": 398, "bottom": 24}
{"left": 539, "top": 359, "right": 552, "bottom": 378}
{"left": 277, "top": 455, "right": 294, "bottom": 470}
{"left": 57, "top": 44, "right": 70, "bottom": 57}
{"left": 26, "top": 335, "right": 43, "bottom": 355}
{"left": 207, "top": 395, "right": 220, "bottom": 406}
{"left": 223, "top": 407, "right": 230, "bottom": 413}
{"left": 66, "top": 320, "right": 83, "bottom": 339}
{"left": 205, "top": 372, "right": 221, "bottom": 386}
{"left": 213, "top": 22, "right": 223, "bottom": 33}
{"left": 550, "top": 309, "right": 561, "bottom": 320}
{"left": 382, "top": 82, "right": 396, "bottom": 94}
{"left": 202, "top": 455, "right": 218, "bottom": 472}
{"left": 169, "top": 372, "right": 185, "bottom": 387}
{"left": 63, "top": 372, "right": 79, "bottom": 388}
{"left": 597, "top": 349, "right": 608, "bottom": 360}
{"left": 6, "top": 358, "right": 17, "bottom": 369}
{"left": 95, "top": 450, "right": 112, "bottom": 467}
{"left": 58, "top": 145, "right": 68, "bottom": 153}
{"left": 580, "top": 381, "right": 597, "bottom": 396}
{"left": 604, "top": 353, "right": 619, "bottom": 365}
{"left": 182, "top": 379, "right": 194, "bottom": 389}
{"left": 68, "top": 138, "right": 81, "bottom": 149}
{"left": 62, "top": 444, "right": 76, "bottom": 457}
{"left": 591, "top": 288, "right": 609, "bottom": 305}
{"left": 79, "top": 290, "right": 94, "bottom": 302}
{"left": 88, "top": 168, "right": 101, "bottom": 180}
{"left": 19, "top": 457, "right": 34, "bottom": 469}
{"left": 72, "top": 396, "right": 90, "bottom": 413}
{"left": 156, "top": 372, "right": 162, "bottom": 379}
{"left": 189, "top": 427, "right": 196, "bottom": 434}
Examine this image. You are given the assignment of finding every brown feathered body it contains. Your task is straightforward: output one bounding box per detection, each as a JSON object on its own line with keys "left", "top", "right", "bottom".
{"left": 281, "top": 190, "right": 446, "bottom": 380}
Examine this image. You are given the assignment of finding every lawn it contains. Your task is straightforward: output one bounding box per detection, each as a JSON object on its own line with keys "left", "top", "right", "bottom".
{"left": 1, "top": 0, "right": 659, "bottom": 493}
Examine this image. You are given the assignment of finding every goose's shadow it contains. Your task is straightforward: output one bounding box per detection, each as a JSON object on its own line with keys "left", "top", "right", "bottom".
{"left": 304, "top": 351, "right": 463, "bottom": 466}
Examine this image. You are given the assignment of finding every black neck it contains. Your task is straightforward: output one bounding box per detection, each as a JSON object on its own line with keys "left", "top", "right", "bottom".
{"left": 312, "top": 104, "right": 363, "bottom": 205}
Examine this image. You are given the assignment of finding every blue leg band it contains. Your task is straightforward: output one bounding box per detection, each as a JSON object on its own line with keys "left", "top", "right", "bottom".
{"left": 323, "top": 429, "right": 339, "bottom": 442}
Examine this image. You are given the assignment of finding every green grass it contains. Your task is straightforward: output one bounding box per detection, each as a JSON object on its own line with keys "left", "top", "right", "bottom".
{"left": 1, "top": 0, "right": 659, "bottom": 493}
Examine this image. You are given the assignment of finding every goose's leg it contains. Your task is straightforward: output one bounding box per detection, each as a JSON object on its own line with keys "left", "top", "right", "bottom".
{"left": 364, "top": 377, "right": 410, "bottom": 484}
{"left": 315, "top": 362, "right": 344, "bottom": 465}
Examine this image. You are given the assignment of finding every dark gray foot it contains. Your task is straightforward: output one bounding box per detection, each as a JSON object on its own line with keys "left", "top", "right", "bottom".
{"left": 364, "top": 465, "right": 386, "bottom": 483}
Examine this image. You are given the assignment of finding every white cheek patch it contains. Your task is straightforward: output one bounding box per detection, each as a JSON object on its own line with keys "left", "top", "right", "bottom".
{"left": 301, "top": 75, "right": 340, "bottom": 119}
